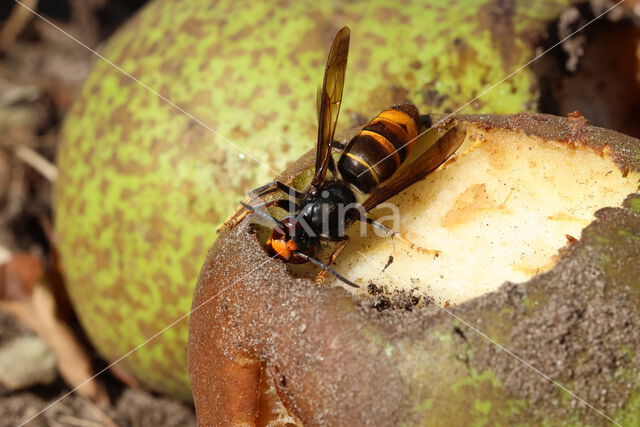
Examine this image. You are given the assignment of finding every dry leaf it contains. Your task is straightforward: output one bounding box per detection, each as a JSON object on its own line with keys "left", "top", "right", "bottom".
{"left": 0, "top": 253, "right": 43, "bottom": 301}
{"left": 1, "top": 261, "right": 109, "bottom": 405}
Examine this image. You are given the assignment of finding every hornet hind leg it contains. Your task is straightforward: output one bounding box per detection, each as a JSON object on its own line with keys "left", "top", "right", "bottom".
{"left": 296, "top": 249, "right": 359, "bottom": 288}
{"left": 313, "top": 216, "right": 438, "bottom": 288}
{"left": 314, "top": 238, "right": 349, "bottom": 285}
{"left": 364, "top": 217, "right": 440, "bottom": 257}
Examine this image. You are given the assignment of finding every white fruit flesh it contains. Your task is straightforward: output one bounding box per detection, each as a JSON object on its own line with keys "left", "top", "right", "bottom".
{"left": 321, "top": 124, "right": 640, "bottom": 304}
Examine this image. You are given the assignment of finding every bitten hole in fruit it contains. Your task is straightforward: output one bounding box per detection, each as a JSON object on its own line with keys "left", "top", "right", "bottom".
{"left": 313, "top": 123, "right": 639, "bottom": 305}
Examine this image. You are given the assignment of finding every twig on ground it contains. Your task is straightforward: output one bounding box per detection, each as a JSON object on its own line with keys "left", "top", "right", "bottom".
{"left": 0, "top": 0, "right": 39, "bottom": 53}
{"left": 14, "top": 145, "right": 58, "bottom": 182}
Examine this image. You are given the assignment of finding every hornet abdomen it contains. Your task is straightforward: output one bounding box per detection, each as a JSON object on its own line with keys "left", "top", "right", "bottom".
{"left": 337, "top": 104, "right": 420, "bottom": 194}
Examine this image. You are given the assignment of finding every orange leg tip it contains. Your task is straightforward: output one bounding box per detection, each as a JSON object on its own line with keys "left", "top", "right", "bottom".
{"left": 394, "top": 235, "right": 440, "bottom": 258}
{"left": 217, "top": 209, "right": 251, "bottom": 232}
{"left": 416, "top": 247, "right": 441, "bottom": 257}
{"left": 315, "top": 270, "right": 329, "bottom": 285}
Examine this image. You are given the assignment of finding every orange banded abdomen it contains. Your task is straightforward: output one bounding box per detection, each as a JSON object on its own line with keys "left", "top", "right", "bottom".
{"left": 337, "top": 104, "right": 420, "bottom": 194}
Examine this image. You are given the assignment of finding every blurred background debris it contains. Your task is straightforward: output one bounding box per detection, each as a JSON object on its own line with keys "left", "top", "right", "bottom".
{"left": 0, "top": 0, "right": 195, "bottom": 425}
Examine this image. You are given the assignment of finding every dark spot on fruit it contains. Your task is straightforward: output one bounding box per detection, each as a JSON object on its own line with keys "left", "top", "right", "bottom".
{"left": 479, "top": 0, "right": 517, "bottom": 71}
{"left": 364, "top": 31, "right": 387, "bottom": 47}
{"left": 422, "top": 89, "right": 447, "bottom": 108}
{"left": 373, "top": 296, "right": 391, "bottom": 311}
{"left": 367, "top": 283, "right": 383, "bottom": 296}
{"left": 393, "top": 293, "right": 420, "bottom": 311}
{"left": 278, "top": 83, "right": 291, "bottom": 95}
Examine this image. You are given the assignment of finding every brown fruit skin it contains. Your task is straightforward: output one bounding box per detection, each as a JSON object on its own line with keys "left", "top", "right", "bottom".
{"left": 189, "top": 113, "right": 640, "bottom": 425}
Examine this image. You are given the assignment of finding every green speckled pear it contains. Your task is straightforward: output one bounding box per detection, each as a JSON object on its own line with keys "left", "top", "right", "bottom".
{"left": 55, "top": 0, "right": 575, "bottom": 398}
